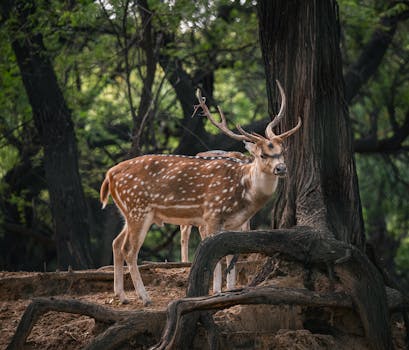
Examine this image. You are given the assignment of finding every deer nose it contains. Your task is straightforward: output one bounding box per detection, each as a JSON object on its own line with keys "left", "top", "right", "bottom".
{"left": 274, "top": 163, "right": 287, "bottom": 176}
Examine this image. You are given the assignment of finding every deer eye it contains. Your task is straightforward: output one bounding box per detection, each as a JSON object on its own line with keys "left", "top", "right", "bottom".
{"left": 260, "top": 154, "right": 266, "bottom": 159}
{"left": 268, "top": 143, "right": 274, "bottom": 149}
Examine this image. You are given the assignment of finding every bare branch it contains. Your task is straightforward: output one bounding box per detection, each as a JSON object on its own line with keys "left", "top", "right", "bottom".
{"left": 354, "top": 108, "right": 409, "bottom": 154}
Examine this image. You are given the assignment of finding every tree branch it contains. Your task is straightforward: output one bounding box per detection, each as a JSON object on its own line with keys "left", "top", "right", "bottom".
{"left": 344, "top": 3, "right": 409, "bottom": 104}
{"left": 354, "top": 109, "right": 409, "bottom": 154}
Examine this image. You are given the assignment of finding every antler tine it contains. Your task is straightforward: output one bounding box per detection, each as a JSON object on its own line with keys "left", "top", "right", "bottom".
{"left": 218, "top": 108, "right": 263, "bottom": 143}
{"left": 195, "top": 89, "right": 253, "bottom": 142}
{"left": 236, "top": 124, "right": 264, "bottom": 143}
{"left": 277, "top": 117, "right": 302, "bottom": 139}
{"left": 265, "top": 80, "right": 287, "bottom": 139}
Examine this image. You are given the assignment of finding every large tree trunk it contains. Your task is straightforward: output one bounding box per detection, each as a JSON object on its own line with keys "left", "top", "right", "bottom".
{"left": 1, "top": 0, "right": 93, "bottom": 269}
{"left": 257, "top": 0, "right": 365, "bottom": 248}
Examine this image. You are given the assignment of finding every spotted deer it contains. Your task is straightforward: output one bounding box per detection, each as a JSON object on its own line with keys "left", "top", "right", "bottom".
{"left": 100, "top": 81, "right": 301, "bottom": 305}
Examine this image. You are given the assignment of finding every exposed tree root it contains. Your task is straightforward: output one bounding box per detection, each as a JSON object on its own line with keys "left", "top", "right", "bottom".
{"left": 152, "top": 283, "right": 407, "bottom": 350}
{"left": 7, "top": 285, "right": 407, "bottom": 350}
{"left": 154, "top": 228, "right": 407, "bottom": 350}
{"left": 152, "top": 286, "right": 353, "bottom": 350}
{"left": 6, "top": 297, "right": 165, "bottom": 350}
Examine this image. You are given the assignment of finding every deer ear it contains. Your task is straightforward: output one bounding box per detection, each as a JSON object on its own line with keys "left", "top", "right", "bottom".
{"left": 243, "top": 141, "right": 257, "bottom": 155}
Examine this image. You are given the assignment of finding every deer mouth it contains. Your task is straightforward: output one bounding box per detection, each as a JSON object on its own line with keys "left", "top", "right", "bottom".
{"left": 274, "top": 170, "right": 287, "bottom": 177}
{"left": 273, "top": 163, "right": 287, "bottom": 177}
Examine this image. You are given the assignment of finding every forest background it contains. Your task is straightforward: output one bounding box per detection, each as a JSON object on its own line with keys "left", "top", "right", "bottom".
{"left": 0, "top": 0, "right": 408, "bottom": 285}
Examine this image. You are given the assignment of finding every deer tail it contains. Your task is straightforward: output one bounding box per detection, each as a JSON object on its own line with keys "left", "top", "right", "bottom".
{"left": 100, "top": 174, "right": 110, "bottom": 209}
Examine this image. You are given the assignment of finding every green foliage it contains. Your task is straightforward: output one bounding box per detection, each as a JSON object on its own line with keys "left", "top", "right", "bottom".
{"left": 341, "top": 0, "right": 409, "bottom": 273}
{"left": 0, "top": 0, "right": 408, "bottom": 273}
{"left": 0, "top": 146, "right": 18, "bottom": 180}
{"left": 357, "top": 155, "right": 408, "bottom": 237}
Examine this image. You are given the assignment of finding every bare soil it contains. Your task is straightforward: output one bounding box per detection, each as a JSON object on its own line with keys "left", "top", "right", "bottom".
{"left": 0, "top": 266, "right": 188, "bottom": 349}
{"left": 0, "top": 260, "right": 406, "bottom": 350}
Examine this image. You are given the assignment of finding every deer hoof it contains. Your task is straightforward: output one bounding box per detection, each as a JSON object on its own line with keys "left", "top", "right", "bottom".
{"left": 143, "top": 298, "right": 152, "bottom": 307}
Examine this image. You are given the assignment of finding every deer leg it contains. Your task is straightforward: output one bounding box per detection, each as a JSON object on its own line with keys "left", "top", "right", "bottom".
{"left": 200, "top": 223, "right": 224, "bottom": 294}
{"left": 208, "top": 228, "right": 223, "bottom": 293}
{"left": 213, "top": 261, "right": 222, "bottom": 294}
{"left": 112, "top": 226, "right": 128, "bottom": 304}
{"left": 122, "top": 214, "right": 153, "bottom": 306}
{"left": 225, "top": 220, "right": 249, "bottom": 290}
{"left": 226, "top": 255, "right": 236, "bottom": 290}
{"left": 241, "top": 220, "right": 250, "bottom": 231}
{"left": 180, "top": 225, "right": 192, "bottom": 262}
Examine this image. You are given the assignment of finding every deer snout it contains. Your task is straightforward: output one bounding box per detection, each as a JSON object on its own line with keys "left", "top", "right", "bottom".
{"left": 274, "top": 163, "right": 287, "bottom": 176}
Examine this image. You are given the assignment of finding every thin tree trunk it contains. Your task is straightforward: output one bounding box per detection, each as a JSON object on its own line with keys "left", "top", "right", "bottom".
{"left": 159, "top": 33, "right": 209, "bottom": 155}
{"left": 129, "top": 0, "right": 157, "bottom": 156}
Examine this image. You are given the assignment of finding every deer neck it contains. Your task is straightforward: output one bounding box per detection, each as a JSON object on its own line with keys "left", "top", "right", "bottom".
{"left": 245, "top": 161, "right": 279, "bottom": 200}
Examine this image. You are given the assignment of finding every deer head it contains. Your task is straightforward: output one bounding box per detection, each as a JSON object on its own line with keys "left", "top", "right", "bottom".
{"left": 195, "top": 80, "right": 301, "bottom": 178}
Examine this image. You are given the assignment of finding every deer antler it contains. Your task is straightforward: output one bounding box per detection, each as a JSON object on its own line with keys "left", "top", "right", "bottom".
{"left": 236, "top": 125, "right": 265, "bottom": 142}
{"left": 195, "top": 89, "right": 260, "bottom": 143}
{"left": 265, "top": 80, "right": 287, "bottom": 139}
{"left": 264, "top": 80, "right": 302, "bottom": 140}
{"left": 276, "top": 117, "right": 302, "bottom": 139}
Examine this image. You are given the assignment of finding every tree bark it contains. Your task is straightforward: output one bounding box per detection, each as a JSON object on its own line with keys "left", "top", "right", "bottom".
{"left": 1, "top": 0, "right": 93, "bottom": 269}
{"left": 257, "top": 0, "right": 365, "bottom": 248}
